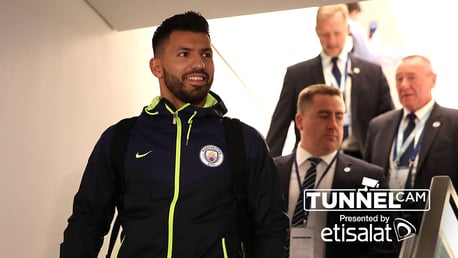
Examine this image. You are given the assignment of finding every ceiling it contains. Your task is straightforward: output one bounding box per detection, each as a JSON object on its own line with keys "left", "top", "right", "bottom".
{"left": 85, "top": 0, "right": 360, "bottom": 31}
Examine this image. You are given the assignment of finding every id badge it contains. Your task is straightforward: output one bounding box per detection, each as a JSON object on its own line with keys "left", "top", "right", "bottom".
{"left": 389, "top": 167, "right": 410, "bottom": 190}
{"left": 290, "top": 227, "right": 314, "bottom": 258}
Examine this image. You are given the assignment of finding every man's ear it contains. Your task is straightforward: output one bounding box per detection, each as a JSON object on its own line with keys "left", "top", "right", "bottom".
{"left": 150, "top": 58, "right": 163, "bottom": 78}
{"left": 295, "top": 113, "right": 303, "bottom": 130}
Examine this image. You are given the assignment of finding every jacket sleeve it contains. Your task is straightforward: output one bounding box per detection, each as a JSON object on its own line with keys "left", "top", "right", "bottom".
{"left": 266, "top": 68, "right": 297, "bottom": 157}
{"left": 244, "top": 126, "right": 290, "bottom": 258}
{"left": 60, "top": 128, "right": 118, "bottom": 258}
{"left": 375, "top": 65, "right": 394, "bottom": 115}
{"left": 363, "top": 118, "right": 376, "bottom": 162}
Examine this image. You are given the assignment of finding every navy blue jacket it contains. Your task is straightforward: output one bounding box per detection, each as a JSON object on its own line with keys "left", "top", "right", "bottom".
{"left": 60, "top": 92, "right": 289, "bottom": 258}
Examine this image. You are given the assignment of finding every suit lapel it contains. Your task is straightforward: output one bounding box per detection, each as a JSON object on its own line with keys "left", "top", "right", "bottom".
{"left": 348, "top": 57, "right": 363, "bottom": 121}
{"left": 381, "top": 111, "right": 403, "bottom": 170}
{"left": 312, "top": 55, "right": 326, "bottom": 83}
{"left": 349, "top": 56, "right": 360, "bottom": 88}
{"left": 417, "top": 104, "right": 442, "bottom": 170}
{"left": 349, "top": 57, "right": 359, "bottom": 120}
{"left": 276, "top": 155, "right": 294, "bottom": 206}
{"left": 331, "top": 154, "right": 355, "bottom": 189}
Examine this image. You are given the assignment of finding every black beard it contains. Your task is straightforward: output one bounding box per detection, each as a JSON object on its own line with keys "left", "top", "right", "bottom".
{"left": 163, "top": 68, "right": 212, "bottom": 105}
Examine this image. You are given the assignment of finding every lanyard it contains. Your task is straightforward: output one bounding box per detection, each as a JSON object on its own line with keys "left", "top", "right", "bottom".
{"left": 294, "top": 151, "right": 339, "bottom": 200}
{"left": 392, "top": 108, "right": 432, "bottom": 167}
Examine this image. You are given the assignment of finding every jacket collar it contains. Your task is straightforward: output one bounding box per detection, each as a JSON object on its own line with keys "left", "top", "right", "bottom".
{"left": 144, "top": 90, "right": 228, "bottom": 117}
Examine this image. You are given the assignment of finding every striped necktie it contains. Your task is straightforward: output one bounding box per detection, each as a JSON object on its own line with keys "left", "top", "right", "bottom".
{"left": 292, "top": 157, "right": 321, "bottom": 227}
{"left": 399, "top": 113, "right": 416, "bottom": 167}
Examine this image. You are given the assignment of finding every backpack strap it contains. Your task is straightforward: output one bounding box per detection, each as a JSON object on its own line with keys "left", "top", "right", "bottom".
{"left": 106, "top": 117, "right": 137, "bottom": 258}
{"left": 223, "top": 117, "right": 254, "bottom": 258}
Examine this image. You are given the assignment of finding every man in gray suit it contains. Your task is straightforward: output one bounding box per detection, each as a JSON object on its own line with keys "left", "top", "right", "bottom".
{"left": 364, "top": 55, "right": 458, "bottom": 227}
{"left": 267, "top": 4, "right": 394, "bottom": 158}
{"left": 275, "top": 84, "right": 394, "bottom": 258}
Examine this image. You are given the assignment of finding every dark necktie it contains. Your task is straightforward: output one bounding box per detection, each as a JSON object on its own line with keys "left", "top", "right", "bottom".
{"left": 331, "top": 57, "right": 341, "bottom": 85}
{"left": 331, "top": 57, "right": 348, "bottom": 140}
{"left": 292, "top": 157, "right": 321, "bottom": 227}
{"left": 399, "top": 113, "right": 416, "bottom": 167}
{"left": 343, "top": 124, "right": 349, "bottom": 141}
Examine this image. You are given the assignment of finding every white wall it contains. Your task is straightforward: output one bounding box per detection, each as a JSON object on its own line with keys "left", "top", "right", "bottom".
{"left": 385, "top": 0, "right": 458, "bottom": 108}
{"left": 1, "top": 1, "right": 457, "bottom": 257}
{"left": 0, "top": 1, "right": 156, "bottom": 257}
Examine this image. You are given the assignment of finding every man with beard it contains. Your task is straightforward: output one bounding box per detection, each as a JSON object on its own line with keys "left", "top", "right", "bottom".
{"left": 60, "top": 11, "right": 288, "bottom": 258}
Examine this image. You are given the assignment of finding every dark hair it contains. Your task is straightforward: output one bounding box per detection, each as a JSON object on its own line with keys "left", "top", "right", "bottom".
{"left": 152, "top": 11, "right": 210, "bottom": 56}
{"left": 346, "top": 2, "right": 361, "bottom": 13}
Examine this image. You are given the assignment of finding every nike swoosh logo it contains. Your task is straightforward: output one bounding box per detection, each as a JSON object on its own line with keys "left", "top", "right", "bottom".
{"left": 135, "top": 150, "right": 153, "bottom": 159}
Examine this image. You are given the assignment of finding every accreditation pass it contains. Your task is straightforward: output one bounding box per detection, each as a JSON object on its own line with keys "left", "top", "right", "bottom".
{"left": 290, "top": 227, "right": 314, "bottom": 258}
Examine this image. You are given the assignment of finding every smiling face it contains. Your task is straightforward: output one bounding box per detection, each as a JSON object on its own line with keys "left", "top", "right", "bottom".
{"left": 296, "top": 93, "right": 345, "bottom": 156}
{"left": 150, "top": 30, "right": 214, "bottom": 108}
{"left": 395, "top": 56, "right": 436, "bottom": 112}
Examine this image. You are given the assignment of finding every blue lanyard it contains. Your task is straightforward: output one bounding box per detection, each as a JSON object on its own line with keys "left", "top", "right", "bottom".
{"left": 294, "top": 151, "right": 339, "bottom": 200}
{"left": 392, "top": 109, "right": 432, "bottom": 167}
{"left": 340, "top": 57, "right": 350, "bottom": 91}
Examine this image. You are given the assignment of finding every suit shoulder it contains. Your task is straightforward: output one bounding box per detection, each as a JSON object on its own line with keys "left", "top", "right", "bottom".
{"left": 432, "top": 105, "right": 458, "bottom": 129}
{"left": 273, "top": 154, "right": 294, "bottom": 166}
{"left": 351, "top": 55, "right": 382, "bottom": 69}
{"left": 287, "top": 56, "right": 320, "bottom": 71}
{"left": 370, "top": 109, "right": 400, "bottom": 125}
{"left": 340, "top": 153, "right": 383, "bottom": 173}
{"left": 438, "top": 105, "right": 458, "bottom": 117}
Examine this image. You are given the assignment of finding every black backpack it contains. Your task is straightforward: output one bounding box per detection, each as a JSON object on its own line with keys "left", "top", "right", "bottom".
{"left": 106, "top": 116, "right": 254, "bottom": 258}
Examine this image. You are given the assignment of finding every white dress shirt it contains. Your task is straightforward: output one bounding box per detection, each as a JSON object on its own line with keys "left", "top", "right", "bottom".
{"left": 321, "top": 52, "right": 358, "bottom": 151}
{"left": 388, "top": 99, "right": 435, "bottom": 189}
{"left": 288, "top": 145, "right": 338, "bottom": 258}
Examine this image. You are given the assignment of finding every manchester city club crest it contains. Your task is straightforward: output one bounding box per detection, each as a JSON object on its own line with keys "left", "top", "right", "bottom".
{"left": 200, "top": 145, "right": 224, "bottom": 167}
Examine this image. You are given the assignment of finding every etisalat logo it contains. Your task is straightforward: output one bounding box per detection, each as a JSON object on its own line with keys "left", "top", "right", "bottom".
{"left": 303, "top": 177, "right": 430, "bottom": 242}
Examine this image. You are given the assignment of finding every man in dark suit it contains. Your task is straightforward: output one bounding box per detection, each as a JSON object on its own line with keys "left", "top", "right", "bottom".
{"left": 267, "top": 4, "right": 394, "bottom": 158}
{"left": 364, "top": 55, "right": 458, "bottom": 227}
{"left": 275, "top": 84, "right": 394, "bottom": 258}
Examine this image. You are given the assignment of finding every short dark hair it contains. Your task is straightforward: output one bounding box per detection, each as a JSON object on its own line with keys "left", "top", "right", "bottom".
{"left": 346, "top": 2, "right": 361, "bottom": 13}
{"left": 297, "top": 84, "right": 343, "bottom": 114}
{"left": 152, "top": 11, "right": 210, "bottom": 56}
